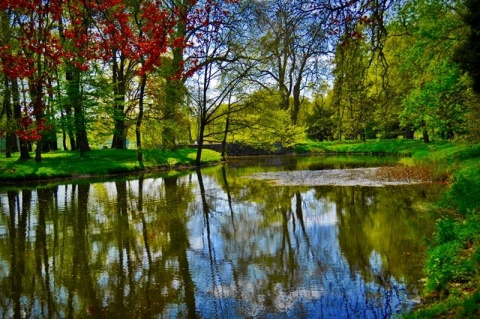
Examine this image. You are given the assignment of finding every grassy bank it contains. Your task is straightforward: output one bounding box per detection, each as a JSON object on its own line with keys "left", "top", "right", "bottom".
{"left": 0, "top": 148, "right": 222, "bottom": 183}
{"left": 403, "top": 144, "right": 480, "bottom": 319}
{"left": 294, "top": 138, "right": 436, "bottom": 155}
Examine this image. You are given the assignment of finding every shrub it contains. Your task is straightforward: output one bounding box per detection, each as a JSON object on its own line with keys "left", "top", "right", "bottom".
{"left": 441, "top": 167, "right": 480, "bottom": 214}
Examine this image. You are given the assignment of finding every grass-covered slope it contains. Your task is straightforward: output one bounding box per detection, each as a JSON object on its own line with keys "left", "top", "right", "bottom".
{"left": 404, "top": 144, "right": 480, "bottom": 319}
{"left": 295, "top": 139, "right": 434, "bottom": 155}
{"left": 0, "top": 148, "right": 221, "bottom": 182}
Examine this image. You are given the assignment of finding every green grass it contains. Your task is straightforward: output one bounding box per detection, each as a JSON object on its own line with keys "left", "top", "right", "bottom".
{"left": 294, "top": 139, "right": 435, "bottom": 155}
{"left": 0, "top": 148, "right": 222, "bottom": 182}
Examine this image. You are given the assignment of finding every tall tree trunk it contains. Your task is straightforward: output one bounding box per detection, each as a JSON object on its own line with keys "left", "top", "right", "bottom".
{"left": 136, "top": 74, "right": 147, "bottom": 167}
{"left": 112, "top": 52, "right": 127, "bottom": 150}
{"left": 404, "top": 124, "right": 414, "bottom": 139}
{"left": 221, "top": 115, "right": 230, "bottom": 162}
{"left": 292, "top": 82, "right": 301, "bottom": 125}
{"left": 43, "top": 78, "right": 58, "bottom": 152}
{"left": 162, "top": 0, "right": 189, "bottom": 150}
{"left": 67, "top": 65, "right": 90, "bottom": 155}
{"left": 422, "top": 119, "right": 430, "bottom": 143}
{"left": 3, "top": 77, "right": 14, "bottom": 157}
{"left": 59, "top": 108, "right": 68, "bottom": 150}
{"left": 291, "top": 57, "right": 307, "bottom": 125}
{"left": 65, "top": 106, "right": 76, "bottom": 150}
{"left": 195, "top": 122, "right": 205, "bottom": 166}
{"left": 12, "top": 79, "right": 31, "bottom": 160}
{"left": 29, "top": 77, "right": 43, "bottom": 162}
{"left": 163, "top": 48, "right": 183, "bottom": 150}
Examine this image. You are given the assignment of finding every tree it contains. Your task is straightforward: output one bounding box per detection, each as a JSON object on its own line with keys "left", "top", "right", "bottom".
{"left": 454, "top": 0, "right": 480, "bottom": 94}
{"left": 0, "top": 0, "right": 68, "bottom": 161}
{"left": 246, "top": 0, "right": 330, "bottom": 125}
{"left": 331, "top": 30, "right": 374, "bottom": 140}
{"left": 159, "top": 0, "right": 240, "bottom": 150}
{"left": 229, "top": 89, "right": 306, "bottom": 149}
{"left": 59, "top": 0, "right": 96, "bottom": 154}
{"left": 131, "top": 0, "right": 178, "bottom": 165}
{"left": 306, "top": 94, "right": 335, "bottom": 141}
{"left": 186, "top": 0, "right": 246, "bottom": 165}
{"left": 393, "top": 0, "right": 466, "bottom": 142}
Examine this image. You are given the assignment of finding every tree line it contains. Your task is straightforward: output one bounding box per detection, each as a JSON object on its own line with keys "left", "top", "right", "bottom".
{"left": 1, "top": 0, "right": 479, "bottom": 165}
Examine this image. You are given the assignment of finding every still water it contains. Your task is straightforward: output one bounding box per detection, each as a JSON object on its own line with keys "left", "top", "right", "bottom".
{"left": 0, "top": 155, "right": 444, "bottom": 318}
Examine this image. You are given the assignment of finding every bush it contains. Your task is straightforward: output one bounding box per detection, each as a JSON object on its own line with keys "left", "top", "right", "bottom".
{"left": 433, "top": 217, "right": 456, "bottom": 244}
{"left": 441, "top": 167, "right": 480, "bottom": 214}
{"left": 426, "top": 241, "right": 463, "bottom": 292}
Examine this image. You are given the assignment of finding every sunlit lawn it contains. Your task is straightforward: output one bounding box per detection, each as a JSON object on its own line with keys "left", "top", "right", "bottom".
{"left": 0, "top": 148, "right": 222, "bottom": 181}
{"left": 295, "top": 138, "right": 441, "bottom": 155}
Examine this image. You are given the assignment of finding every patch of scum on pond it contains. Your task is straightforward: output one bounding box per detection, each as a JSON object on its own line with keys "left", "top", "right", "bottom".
{"left": 249, "top": 167, "right": 429, "bottom": 187}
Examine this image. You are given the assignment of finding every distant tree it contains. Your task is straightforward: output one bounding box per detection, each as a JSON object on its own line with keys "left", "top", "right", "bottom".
{"left": 229, "top": 89, "right": 306, "bottom": 149}
{"left": 306, "top": 96, "right": 335, "bottom": 141}
{"left": 331, "top": 30, "right": 374, "bottom": 140}
{"left": 246, "top": 0, "right": 330, "bottom": 125}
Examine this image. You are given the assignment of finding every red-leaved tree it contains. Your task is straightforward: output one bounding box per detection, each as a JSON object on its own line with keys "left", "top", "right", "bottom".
{"left": 1, "top": 0, "right": 66, "bottom": 161}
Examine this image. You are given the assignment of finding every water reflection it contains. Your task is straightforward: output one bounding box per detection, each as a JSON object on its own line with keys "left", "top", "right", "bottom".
{"left": 0, "top": 156, "right": 443, "bottom": 318}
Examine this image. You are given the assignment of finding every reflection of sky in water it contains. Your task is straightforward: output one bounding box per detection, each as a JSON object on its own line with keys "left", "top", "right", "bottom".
{"left": 0, "top": 159, "right": 436, "bottom": 319}
{"left": 184, "top": 176, "right": 414, "bottom": 318}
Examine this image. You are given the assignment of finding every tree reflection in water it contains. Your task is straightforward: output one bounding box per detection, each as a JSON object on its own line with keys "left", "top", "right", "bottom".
{"left": 0, "top": 157, "right": 444, "bottom": 318}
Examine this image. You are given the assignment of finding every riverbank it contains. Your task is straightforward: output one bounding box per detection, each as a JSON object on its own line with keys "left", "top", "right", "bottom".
{"left": 400, "top": 142, "right": 480, "bottom": 318}
{"left": 0, "top": 139, "right": 432, "bottom": 183}
{"left": 285, "top": 140, "right": 480, "bottom": 318}
{"left": 294, "top": 138, "right": 434, "bottom": 155}
{"left": 0, "top": 148, "right": 222, "bottom": 184}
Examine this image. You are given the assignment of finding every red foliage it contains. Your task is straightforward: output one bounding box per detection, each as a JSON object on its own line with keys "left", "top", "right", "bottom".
{"left": 16, "top": 110, "right": 51, "bottom": 142}
{"left": 0, "top": 0, "right": 237, "bottom": 143}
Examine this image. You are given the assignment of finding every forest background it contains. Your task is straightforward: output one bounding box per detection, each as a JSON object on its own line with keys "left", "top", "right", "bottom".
{"left": 1, "top": 0, "right": 479, "bottom": 165}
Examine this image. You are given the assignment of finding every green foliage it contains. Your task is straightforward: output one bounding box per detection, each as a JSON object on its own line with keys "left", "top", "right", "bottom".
{"left": 230, "top": 89, "right": 306, "bottom": 149}
{"left": 403, "top": 297, "right": 463, "bottom": 319}
{"left": 441, "top": 167, "right": 480, "bottom": 214}
{"left": 401, "top": 61, "right": 468, "bottom": 139}
{"left": 454, "top": 0, "right": 480, "bottom": 94}
{"left": 425, "top": 213, "right": 480, "bottom": 290}
{"left": 305, "top": 98, "right": 335, "bottom": 141}
{"left": 425, "top": 241, "right": 464, "bottom": 292}
{"left": 417, "top": 210, "right": 480, "bottom": 318}
{"left": 386, "top": 0, "right": 474, "bottom": 142}
{"left": 330, "top": 30, "right": 375, "bottom": 140}
{"left": 459, "top": 291, "right": 480, "bottom": 319}
{"left": 433, "top": 217, "right": 456, "bottom": 245}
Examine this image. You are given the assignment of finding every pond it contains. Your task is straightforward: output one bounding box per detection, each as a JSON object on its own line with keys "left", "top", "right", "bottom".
{"left": 0, "top": 155, "right": 445, "bottom": 318}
